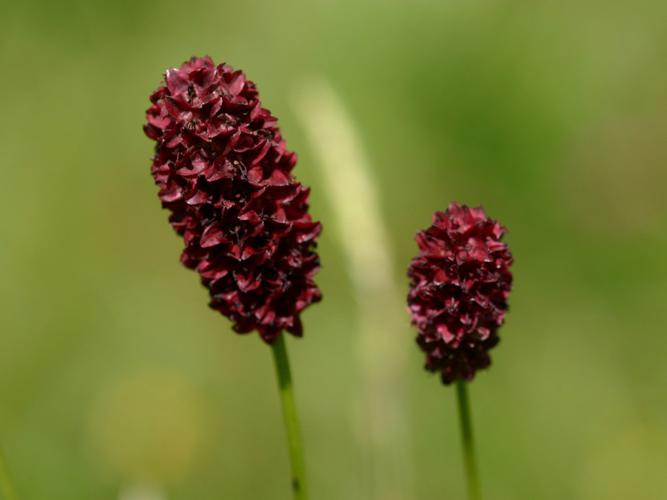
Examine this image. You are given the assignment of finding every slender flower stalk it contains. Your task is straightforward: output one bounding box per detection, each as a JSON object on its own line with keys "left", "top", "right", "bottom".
{"left": 271, "top": 335, "right": 307, "bottom": 500}
{"left": 144, "top": 57, "right": 322, "bottom": 499}
{"left": 456, "top": 381, "right": 481, "bottom": 500}
{"left": 408, "top": 204, "right": 513, "bottom": 500}
{"left": 0, "top": 448, "right": 18, "bottom": 500}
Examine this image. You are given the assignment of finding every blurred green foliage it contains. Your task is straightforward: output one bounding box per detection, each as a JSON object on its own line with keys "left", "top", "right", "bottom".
{"left": 1, "top": 0, "right": 666, "bottom": 499}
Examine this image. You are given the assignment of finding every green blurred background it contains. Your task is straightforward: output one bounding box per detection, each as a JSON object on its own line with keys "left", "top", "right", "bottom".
{"left": 2, "top": 0, "right": 667, "bottom": 499}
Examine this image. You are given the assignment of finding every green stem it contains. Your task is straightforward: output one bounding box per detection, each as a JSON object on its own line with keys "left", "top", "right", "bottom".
{"left": 271, "top": 334, "right": 308, "bottom": 500}
{"left": 456, "top": 380, "right": 481, "bottom": 500}
{"left": 0, "top": 447, "right": 18, "bottom": 500}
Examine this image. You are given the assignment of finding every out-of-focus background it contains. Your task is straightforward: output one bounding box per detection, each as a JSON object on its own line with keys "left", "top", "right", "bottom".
{"left": 2, "top": 1, "right": 667, "bottom": 499}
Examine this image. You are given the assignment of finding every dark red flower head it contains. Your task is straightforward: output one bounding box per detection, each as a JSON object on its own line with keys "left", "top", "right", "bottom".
{"left": 144, "top": 56, "right": 321, "bottom": 344}
{"left": 407, "top": 203, "right": 513, "bottom": 384}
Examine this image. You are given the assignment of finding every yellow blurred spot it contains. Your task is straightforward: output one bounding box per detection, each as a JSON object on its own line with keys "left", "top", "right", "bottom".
{"left": 87, "top": 369, "right": 206, "bottom": 484}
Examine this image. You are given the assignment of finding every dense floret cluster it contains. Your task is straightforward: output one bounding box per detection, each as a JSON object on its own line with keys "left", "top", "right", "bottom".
{"left": 407, "top": 203, "right": 513, "bottom": 383}
{"left": 145, "top": 56, "right": 321, "bottom": 343}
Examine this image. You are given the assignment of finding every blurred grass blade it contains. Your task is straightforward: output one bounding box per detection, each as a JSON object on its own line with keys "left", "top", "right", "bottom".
{"left": 293, "top": 78, "right": 413, "bottom": 500}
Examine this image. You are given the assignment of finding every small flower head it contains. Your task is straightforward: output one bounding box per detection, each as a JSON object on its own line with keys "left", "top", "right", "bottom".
{"left": 144, "top": 56, "right": 321, "bottom": 343}
{"left": 407, "top": 203, "right": 513, "bottom": 384}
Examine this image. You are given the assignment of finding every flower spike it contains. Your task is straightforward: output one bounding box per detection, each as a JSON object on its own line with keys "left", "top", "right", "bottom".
{"left": 145, "top": 56, "right": 321, "bottom": 343}
{"left": 407, "top": 203, "right": 513, "bottom": 384}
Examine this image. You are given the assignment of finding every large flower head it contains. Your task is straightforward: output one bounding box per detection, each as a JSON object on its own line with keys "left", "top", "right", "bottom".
{"left": 144, "top": 56, "right": 321, "bottom": 343}
{"left": 407, "top": 203, "right": 513, "bottom": 384}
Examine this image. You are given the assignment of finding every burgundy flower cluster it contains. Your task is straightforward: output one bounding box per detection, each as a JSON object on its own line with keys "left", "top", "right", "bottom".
{"left": 144, "top": 56, "right": 321, "bottom": 343}
{"left": 407, "top": 203, "right": 513, "bottom": 384}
